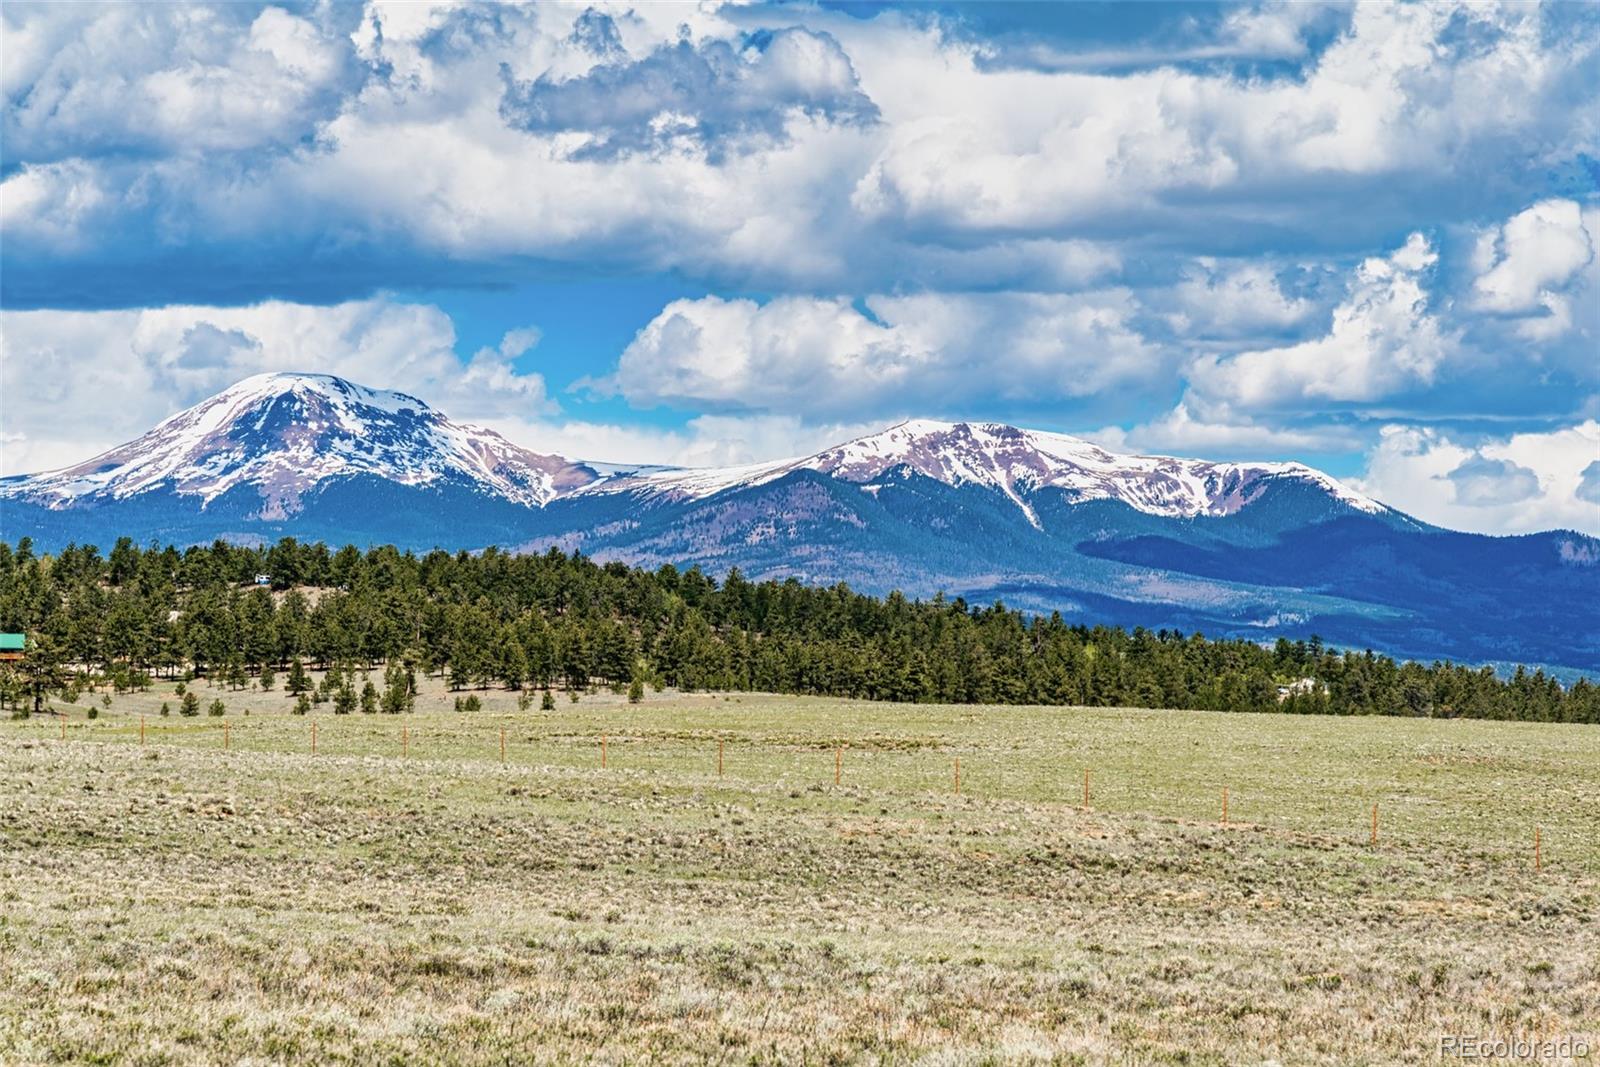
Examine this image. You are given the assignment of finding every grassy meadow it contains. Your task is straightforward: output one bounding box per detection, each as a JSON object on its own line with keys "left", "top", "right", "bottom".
{"left": 2, "top": 674, "right": 1597, "bottom": 1064}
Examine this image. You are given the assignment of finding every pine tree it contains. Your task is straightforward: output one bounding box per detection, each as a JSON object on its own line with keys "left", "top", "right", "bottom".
{"left": 260, "top": 665, "right": 276, "bottom": 691}
{"left": 360, "top": 680, "right": 379, "bottom": 714}
{"left": 293, "top": 693, "right": 311, "bottom": 715}
{"left": 380, "top": 661, "right": 408, "bottom": 714}
{"left": 208, "top": 698, "right": 225, "bottom": 717}
{"left": 496, "top": 629, "right": 528, "bottom": 690}
{"left": 18, "top": 633, "right": 69, "bottom": 717}
{"left": 628, "top": 677, "right": 644, "bottom": 704}
{"left": 287, "top": 656, "right": 310, "bottom": 695}
{"left": 180, "top": 692, "right": 200, "bottom": 717}
{"left": 540, "top": 689, "right": 556, "bottom": 711}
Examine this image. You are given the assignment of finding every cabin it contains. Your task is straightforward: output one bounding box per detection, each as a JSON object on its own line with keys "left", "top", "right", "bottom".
{"left": 0, "top": 633, "right": 24, "bottom": 662}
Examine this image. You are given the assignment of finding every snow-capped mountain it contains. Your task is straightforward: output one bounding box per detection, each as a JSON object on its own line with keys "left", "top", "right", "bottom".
{"left": 2, "top": 375, "right": 1389, "bottom": 527}
{"left": 4, "top": 373, "right": 599, "bottom": 515}
{"left": 3, "top": 373, "right": 1594, "bottom": 673}
{"left": 581, "top": 419, "right": 1391, "bottom": 529}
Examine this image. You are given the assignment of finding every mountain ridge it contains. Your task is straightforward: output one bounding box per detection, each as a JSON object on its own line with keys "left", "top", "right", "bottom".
{"left": 2, "top": 372, "right": 1595, "bottom": 674}
{"left": 0, "top": 371, "right": 1401, "bottom": 527}
{"left": 6, "top": 372, "right": 603, "bottom": 513}
{"left": 573, "top": 417, "right": 1400, "bottom": 530}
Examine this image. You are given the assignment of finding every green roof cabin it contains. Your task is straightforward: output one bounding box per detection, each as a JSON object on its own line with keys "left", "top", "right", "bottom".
{"left": 0, "top": 633, "right": 24, "bottom": 662}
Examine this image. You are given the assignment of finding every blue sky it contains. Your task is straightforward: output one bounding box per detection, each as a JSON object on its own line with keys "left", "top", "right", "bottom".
{"left": 2, "top": 0, "right": 1598, "bottom": 534}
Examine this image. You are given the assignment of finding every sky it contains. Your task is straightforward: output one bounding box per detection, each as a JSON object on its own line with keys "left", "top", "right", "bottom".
{"left": 2, "top": 0, "right": 1598, "bottom": 536}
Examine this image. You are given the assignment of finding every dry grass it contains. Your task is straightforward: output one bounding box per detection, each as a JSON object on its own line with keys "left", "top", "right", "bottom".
{"left": 2, "top": 674, "right": 1597, "bottom": 1064}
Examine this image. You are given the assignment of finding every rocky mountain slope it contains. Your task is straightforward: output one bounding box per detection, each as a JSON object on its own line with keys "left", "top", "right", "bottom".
{"left": 573, "top": 419, "right": 1399, "bottom": 529}
{"left": 6, "top": 373, "right": 600, "bottom": 513}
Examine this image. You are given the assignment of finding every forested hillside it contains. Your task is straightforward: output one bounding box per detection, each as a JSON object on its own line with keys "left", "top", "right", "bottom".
{"left": 1, "top": 537, "right": 1594, "bottom": 723}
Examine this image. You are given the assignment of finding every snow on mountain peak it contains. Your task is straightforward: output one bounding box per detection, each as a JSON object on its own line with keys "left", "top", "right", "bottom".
{"left": 584, "top": 417, "right": 1386, "bottom": 523}
{"left": 5, "top": 372, "right": 595, "bottom": 514}
{"left": 208, "top": 371, "right": 431, "bottom": 417}
{"left": 2, "top": 372, "right": 1387, "bottom": 528}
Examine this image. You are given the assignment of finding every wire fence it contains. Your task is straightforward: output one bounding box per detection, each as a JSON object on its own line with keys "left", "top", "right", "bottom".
{"left": 7, "top": 709, "right": 1581, "bottom": 876}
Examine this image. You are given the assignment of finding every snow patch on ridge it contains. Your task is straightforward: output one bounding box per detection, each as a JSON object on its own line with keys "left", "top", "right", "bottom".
{"left": 579, "top": 419, "right": 1387, "bottom": 521}
{"left": 1, "top": 376, "right": 1390, "bottom": 528}
{"left": 3, "top": 372, "right": 596, "bottom": 513}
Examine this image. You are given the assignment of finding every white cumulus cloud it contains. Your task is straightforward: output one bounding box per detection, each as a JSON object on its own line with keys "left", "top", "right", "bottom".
{"left": 610, "top": 290, "right": 1167, "bottom": 418}
{"left": 2, "top": 4, "right": 356, "bottom": 162}
{"left": 1352, "top": 421, "right": 1600, "bottom": 535}
{"left": 1471, "top": 198, "right": 1599, "bottom": 344}
{"left": 1172, "top": 259, "right": 1316, "bottom": 338}
{"left": 1187, "top": 233, "right": 1450, "bottom": 410}
{"left": 1090, "top": 401, "right": 1359, "bottom": 458}
{"left": 6, "top": 1, "right": 1596, "bottom": 298}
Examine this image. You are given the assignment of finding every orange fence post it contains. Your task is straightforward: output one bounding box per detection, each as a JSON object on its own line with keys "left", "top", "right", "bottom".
{"left": 60, "top": 716, "right": 66, "bottom": 741}
{"left": 718, "top": 738, "right": 724, "bottom": 777}
{"left": 402, "top": 725, "right": 409, "bottom": 758}
{"left": 1371, "top": 803, "right": 1379, "bottom": 847}
{"left": 311, "top": 721, "right": 317, "bottom": 755}
{"left": 954, "top": 757, "right": 961, "bottom": 796}
{"left": 835, "top": 745, "right": 842, "bottom": 785}
{"left": 140, "top": 715, "right": 146, "bottom": 746}
{"left": 1082, "top": 769, "right": 1090, "bottom": 812}
{"left": 224, "top": 721, "right": 230, "bottom": 750}
{"left": 601, "top": 733, "right": 607, "bottom": 769}
{"left": 1535, "top": 827, "right": 1541, "bottom": 872}
{"left": 500, "top": 726, "right": 506, "bottom": 764}
{"left": 1222, "top": 787, "right": 1229, "bottom": 826}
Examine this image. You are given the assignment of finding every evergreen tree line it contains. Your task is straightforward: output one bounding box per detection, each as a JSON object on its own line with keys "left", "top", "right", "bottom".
{"left": 1, "top": 536, "right": 1595, "bottom": 723}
